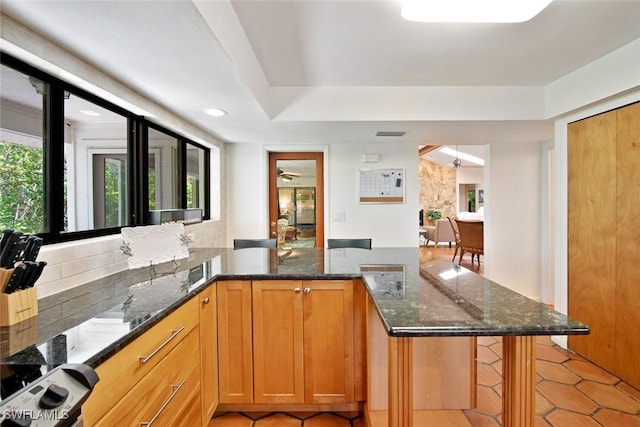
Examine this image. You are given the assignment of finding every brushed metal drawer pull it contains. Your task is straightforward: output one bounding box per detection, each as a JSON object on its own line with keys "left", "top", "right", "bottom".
{"left": 139, "top": 327, "right": 185, "bottom": 364}
{"left": 202, "top": 297, "right": 210, "bottom": 304}
{"left": 140, "top": 380, "right": 185, "bottom": 426}
{"left": 304, "top": 287, "right": 311, "bottom": 294}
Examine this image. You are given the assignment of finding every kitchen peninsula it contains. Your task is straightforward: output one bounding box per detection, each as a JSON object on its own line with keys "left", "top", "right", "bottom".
{"left": 0, "top": 247, "right": 588, "bottom": 427}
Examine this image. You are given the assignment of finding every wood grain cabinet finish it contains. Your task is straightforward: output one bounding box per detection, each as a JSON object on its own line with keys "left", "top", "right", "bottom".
{"left": 217, "top": 279, "right": 357, "bottom": 405}
{"left": 82, "top": 297, "right": 199, "bottom": 426}
{"left": 568, "top": 101, "right": 640, "bottom": 389}
{"left": 199, "top": 286, "right": 218, "bottom": 425}
{"left": 93, "top": 328, "right": 201, "bottom": 427}
{"left": 252, "top": 280, "right": 354, "bottom": 404}
{"left": 217, "top": 280, "right": 254, "bottom": 403}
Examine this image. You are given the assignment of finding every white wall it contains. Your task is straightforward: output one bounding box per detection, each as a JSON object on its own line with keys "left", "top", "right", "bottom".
{"left": 226, "top": 141, "right": 420, "bottom": 247}
{"left": 328, "top": 142, "right": 419, "bottom": 247}
{"left": 484, "top": 141, "right": 542, "bottom": 300}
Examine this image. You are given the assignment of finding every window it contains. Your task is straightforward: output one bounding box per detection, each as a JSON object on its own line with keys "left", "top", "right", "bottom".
{"left": 0, "top": 54, "right": 211, "bottom": 243}
{"left": 148, "top": 126, "right": 179, "bottom": 210}
{"left": 186, "top": 142, "right": 207, "bottom": 215}
{"left": 0, "top": 64, "right": 46, "bottom": 234}
{"left": 64, "top": 92, "right": 130, "bottom": 232}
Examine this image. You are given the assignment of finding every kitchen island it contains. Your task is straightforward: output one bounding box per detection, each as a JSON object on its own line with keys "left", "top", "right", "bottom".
{"left": 1, "top": 247, "right": 588, "bottom": 427}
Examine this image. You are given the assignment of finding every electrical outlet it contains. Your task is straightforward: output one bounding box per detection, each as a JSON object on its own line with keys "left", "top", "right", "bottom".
{"left": 332, "top": 212, "right": 346, "bottom": 222}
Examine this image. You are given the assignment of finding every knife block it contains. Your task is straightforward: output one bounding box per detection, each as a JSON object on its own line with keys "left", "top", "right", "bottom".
{"left": 0, "top": 268, "right": 39, "bottom": 326}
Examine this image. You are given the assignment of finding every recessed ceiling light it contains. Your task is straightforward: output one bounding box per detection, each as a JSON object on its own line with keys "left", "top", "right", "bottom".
{"left": 401, "top": 0, "right": 553, "bottom": 23}
{"left": 204, "top": 108, "right": 227, "bottom": 117}
{"left": 80, "top": 109, "right": 100, "bottom": 116}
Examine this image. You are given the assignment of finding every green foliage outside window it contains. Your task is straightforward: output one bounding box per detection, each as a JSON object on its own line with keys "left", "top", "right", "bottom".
{"left": 0, "top": 142, "right": 44, "bottom": 234}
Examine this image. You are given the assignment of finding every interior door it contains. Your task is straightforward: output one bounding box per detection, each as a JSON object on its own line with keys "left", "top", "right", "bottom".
{"left": 268, "top": 152, "right": 324, "bottom": 247}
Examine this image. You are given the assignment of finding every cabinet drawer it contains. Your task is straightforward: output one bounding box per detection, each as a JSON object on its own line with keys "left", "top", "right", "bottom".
{"left": 94, "top": 326, "right": 201, "bottom": 427}
{"left": 83, "top": 298, "right": 199, "bottom": 425}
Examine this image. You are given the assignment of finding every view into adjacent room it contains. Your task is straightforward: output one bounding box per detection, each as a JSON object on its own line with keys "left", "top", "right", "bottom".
{"left": 269, "top": 154, "right": 323, "bottom": 248}
{"left": 419, "top": 145, "right": 485, "bottom": 246}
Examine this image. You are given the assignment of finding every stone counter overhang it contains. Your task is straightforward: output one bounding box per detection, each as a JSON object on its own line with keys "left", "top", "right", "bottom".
{"left": 0, "top": 247, "right": 589, "bottom": 372}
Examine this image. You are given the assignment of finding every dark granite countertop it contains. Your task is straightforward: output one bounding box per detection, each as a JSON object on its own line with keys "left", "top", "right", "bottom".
{"left": 0, "top": 247, "right": 588, "bottom": 395}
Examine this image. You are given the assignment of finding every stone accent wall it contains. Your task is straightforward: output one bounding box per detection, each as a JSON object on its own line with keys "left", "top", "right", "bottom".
{"left": 419, "top": 158, "right": 457, "bottom": 221}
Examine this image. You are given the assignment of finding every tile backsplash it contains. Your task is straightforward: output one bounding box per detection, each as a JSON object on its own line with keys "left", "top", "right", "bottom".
{"left": 35, "top": 220, "right": 224, "bottom": 298}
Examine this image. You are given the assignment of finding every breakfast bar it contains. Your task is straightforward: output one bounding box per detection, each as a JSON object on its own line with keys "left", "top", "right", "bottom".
{"left": 0, "top": 247, "right": 588, "bottom": 427}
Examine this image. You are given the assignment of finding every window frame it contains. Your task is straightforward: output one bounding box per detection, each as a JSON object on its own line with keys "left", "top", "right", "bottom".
{"left": 1, "top": 53, "right": 211, "bottom": 244}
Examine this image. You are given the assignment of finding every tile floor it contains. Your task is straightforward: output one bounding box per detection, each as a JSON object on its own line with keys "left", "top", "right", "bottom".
{"left": 465, "top": 335, "right": 640, "bottom": 426}
{"left": 209, "top": 337, "right": 640, "bottom": 426}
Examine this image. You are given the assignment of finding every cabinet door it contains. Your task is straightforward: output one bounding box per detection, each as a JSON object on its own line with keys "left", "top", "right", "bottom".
{"left": 303, "top": 280, "right": 354, "bottom": 404}
{"left": 199, "top": 286, "right": 218, "bottom": 424}
{"left": 217, "top": 280, "right": 253, "bottom": 403}
{"left": 252, "top": 280, "right": 304, "bottom": 404}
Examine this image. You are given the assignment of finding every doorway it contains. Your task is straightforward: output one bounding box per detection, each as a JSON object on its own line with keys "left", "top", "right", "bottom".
{"left": 268, "top": 152, "right": 324, "bottom": 248}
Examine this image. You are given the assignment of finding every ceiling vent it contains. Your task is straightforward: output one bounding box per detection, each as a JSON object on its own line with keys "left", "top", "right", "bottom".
{"left": 376, "top": 131, "right": 406, "bottom": 137}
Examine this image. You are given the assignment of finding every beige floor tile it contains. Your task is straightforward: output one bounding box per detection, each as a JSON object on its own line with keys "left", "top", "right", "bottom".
{"left": 304, "top": 413, "right": 351, "bottom": 427}
{"left": 536, "top": 344, "right": 571, "bottom": 363}
{"left": 536, "top": 390, "right": 554, "bottom": 415}
{"left": 477, "top": 345, "right": 500, "bottom": 364}
{"left": 209, "top": 413, "right": 253, "bottom": 427}
{"left": 477, "top": 363, "right": 501, "bottom": 387}
{"left": 536, "top": 359, "right": 581, "bottom": 384}
{"left": 477, "top": 336, "right": 498, "bottom": 346}
{"left": 463, "top": 410, "right": 500, "bottom": 426}
{"left": 545, "top": 408, "right": 603, "bottom": 427}
{"left": 474, "top": 385, "right": 502, "bottom": 417}
{"left": 254, "top": 413, "right": 302, "bottom": 427}
{"left": 564, "top": 359, "right": 619, "bottom": 384}
{"left": 617, "top": 382, "right": 640, "bottom": 402}
{"left": 577, "top": 381, "right": 640, "bottom": 414}
{"left": 537, "top": 380, "right": 599, "bottom": 414}
{"left": 593, "top": 408, "right": 640, "bottom": 427}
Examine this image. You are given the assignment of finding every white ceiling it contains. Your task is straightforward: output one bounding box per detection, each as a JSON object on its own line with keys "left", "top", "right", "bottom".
{"left": 2, "top": 0, "right": 640, "bottom": 165}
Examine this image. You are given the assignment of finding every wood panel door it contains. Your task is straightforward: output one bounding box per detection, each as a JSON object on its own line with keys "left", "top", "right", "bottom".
{"left": 303, "top": 280, "right": 354, "bottom": 404}
{"left": 567, "top": 110, "right": 617, "bottom": 370}
{"left": 217, "top": 280, "right": 253, "bottom": 403}
{"left": 252, "top": 280, "right": 305, "bottom": 404}
{"left": 568, "top": 101, "right": 640, "bottom": 389}
{"left": 199, "top": 286, "right": 218, "bottom": 425}
{"left": 614, "top": 102, "right": 640, "bottom": 387}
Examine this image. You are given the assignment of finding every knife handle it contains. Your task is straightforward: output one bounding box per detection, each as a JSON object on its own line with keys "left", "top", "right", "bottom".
{"left": 4, "top": 265, "right": 26, "bottom": 294}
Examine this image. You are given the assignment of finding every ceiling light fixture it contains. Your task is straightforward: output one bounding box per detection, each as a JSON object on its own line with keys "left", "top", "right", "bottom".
{"left": 439, "top": 146, "right": 485, "bottom": 167}
{"left": 401, "top": 0, "right": 553, "bottom": 23}
{"left": 453, "top": 145, "right": 462, "bottom": 168}
{"left": 204, "top": 107, "right": 227, "bottom": 117}
{"left": 80, "top": 109, "right": 100, "bottom": 117}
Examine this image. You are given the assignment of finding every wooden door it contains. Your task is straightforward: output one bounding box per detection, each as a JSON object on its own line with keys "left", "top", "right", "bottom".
{"left": 567, "top": 111, "right": 617, "bottom": 370}
{"left": 614, "top": 102, "right": 640, "bottom": 387}
{"left": 268, "top": 152, "right": 324, "bottom": 247}
{"left": 252, "top": 280, "right": 305, "bottom": 403}
{"left": 303, "top": 280, "right": 354, "bottom": 404}
{"left": 217, "top": 281, "right": 253, "bottom": 403}
{"left": 199, "top": 286, "right": 218, "bottom": 424}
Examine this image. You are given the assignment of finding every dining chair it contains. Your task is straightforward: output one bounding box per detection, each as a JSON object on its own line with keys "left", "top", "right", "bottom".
{"left": 447, "top": 216, "right": 462, "bottom": 262}
{"left": 455, "top": 220, "right": 484, "bottom": 265}
{"left": 233, "top": 239, "right": 277, "bottom": 249}
{"left": 327, "top": 238, "right": 372, "bottom": 249}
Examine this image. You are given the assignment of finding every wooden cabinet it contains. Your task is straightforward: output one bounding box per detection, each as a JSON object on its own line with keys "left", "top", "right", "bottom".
{"left": 82, "top": 297, "right": 200, "bottom": 426}
{"left": 252, "top": 280, "right": 354, "bottom": 404}
{"left": 93, "top": 328, "right": 201, "bottom": 427}
{"left": 199, "top": 286, "right": 218, "bottom": 425}
{"left": 217, "top": 279, "right": 357, "bottom": 405}
{"left": 217, "top": 280, "right": 253, "bottom": 403}
{"left": 568, "top": 101, "right": 640, "bottom": 388}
